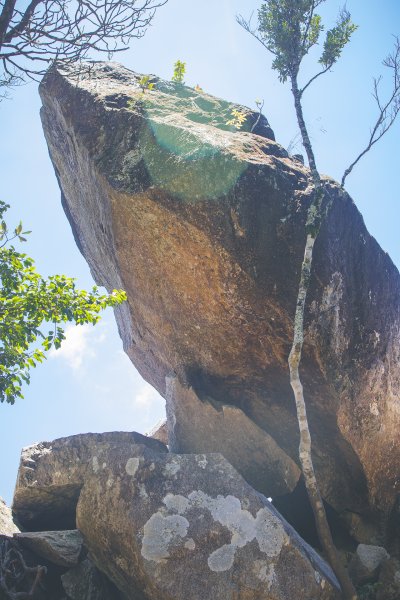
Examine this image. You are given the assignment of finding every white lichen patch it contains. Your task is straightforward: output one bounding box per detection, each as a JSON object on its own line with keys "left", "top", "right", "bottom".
{"left": 315, "top": 570, "right": 328, "bottom": 589}
{"left": 141, "top": 513, "right": 189, "bottom": 562}
{"left": 370, "top": 400, "right": 380, "bottom": 417}
{"left": 196, "top": 455, "right": 208, "bottom": 469}
{"left": 141, "top": 490, "right": 289, "bottom": 571}
{"left": 320, "top": 271, "right": 346, "bottom": 356}
{"left": 125, "top": 457, "right": 140, "bottom": 477}
{"left": 184, "top": 538, "right": 196, "bottom": 551}
{"left": 164, "top": 493, "right": 190, "bottom": 514}
{"left": 139, "top": 483, "right": 148, "bottom": 499}
{"left": 255, "top": 509, "right": 289, "bottom": 556}
{"left": 163, "top": 459, "right": 181, "bottom": 476}
{"left": 208, "top": 544, "right": 236, "bottom": 571}
{"left": 92, "top": 456, "right": 100, "bottom": 473}
{"left": 254, "top": 561, "right": 276, "bottom": 589}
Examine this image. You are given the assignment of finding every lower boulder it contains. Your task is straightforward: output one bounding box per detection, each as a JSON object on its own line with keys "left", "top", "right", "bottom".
{"left": 15, "top": 530, "right": 84, "bottom": 568}
{"left": 12, "top": 432, "right": 167, "bottom": 530}
{"left": 11, "top": 431, "right": 341, "bottom": 599}
{"left": 61, "top": 557, "right": 127, "bottom": 600}
{"left": 76, "top": 443, "right": 340, "bottom": 600}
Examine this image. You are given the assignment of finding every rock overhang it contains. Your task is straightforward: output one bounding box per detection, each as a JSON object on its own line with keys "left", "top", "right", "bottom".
{"left": 39, "top": 61, "right": 400, "bottom": 544}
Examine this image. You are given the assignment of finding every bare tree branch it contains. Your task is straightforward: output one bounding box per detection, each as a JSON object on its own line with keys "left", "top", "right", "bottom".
{"left": 236, "top": 13, "right": 277, "bottom": 56}
{"left": 342, "top": 36, "right": 400, "bottom": 187}
{"left": 0, "top": 536, "right": 47, "bottom": 598}
{"left": 300, "top": 64, "right": 332, "bottom": 97}
{"left": 0, "top": 0, "right": 168, "bottom": 85}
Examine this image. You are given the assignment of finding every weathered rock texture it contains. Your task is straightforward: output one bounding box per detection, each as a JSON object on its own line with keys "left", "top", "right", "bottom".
{"left": 11, "top": 432, "right": 340, "bottom": 600}
{"left": 13, "top": 432, "right": 167, "bottom": 530}
{"left": 15, "top": 529, "right": 83, "bottom": 567}
{"left": 61, "top": 557, "right": 126, "bottom": 600}
{"left": 76, "top": 443, "right": 340, "bottom": 600}
{"left": 0, "top": 497, "right": 19, "bottom": 536}
{"left": 166, "top": 376, "right": 300, "bottom": 498}
{"left": 39, "top": 62, "right": 400, "bottom": 543}
{"left": 348, "top": 543, "right": 389, "bottom": 585}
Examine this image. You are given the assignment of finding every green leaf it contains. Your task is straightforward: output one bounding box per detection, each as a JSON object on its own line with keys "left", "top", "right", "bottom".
{"left": 319, "top": 8, "right": 357, "bottom": 68}
{"left": 0, "top": 202, "right": 127, "bottom": 404}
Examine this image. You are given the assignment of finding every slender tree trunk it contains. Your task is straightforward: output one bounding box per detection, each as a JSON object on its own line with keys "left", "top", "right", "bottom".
{"left": 289, "top": 73, "right": 358, "bottom": 600}
{"left": 0, "top": 0, "right": 16, "bottom": 46}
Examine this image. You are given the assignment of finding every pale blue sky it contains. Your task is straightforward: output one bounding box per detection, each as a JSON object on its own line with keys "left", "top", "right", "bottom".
{"left": 0, "top": 0, "right": 399, "bottom": 504}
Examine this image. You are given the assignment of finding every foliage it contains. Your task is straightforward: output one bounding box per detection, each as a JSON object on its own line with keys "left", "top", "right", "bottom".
{"left": 171, "top": 59, "right": 186, "bottom": 84}
{"left": 226, "top": 108, "right": 247, "bottom": 129}
{"left": 0, "top": 201, "right": 126, "bottom": 404}
{"left": 0, "top": 0, "right": 167, "bottom": 91}
{"left": 319, "top": 7, "right": 358, "bottom": 69}
{"left": 238, "top": 0, "right": 357, "bottom": 91}
{"left": 138, "top": 75, "right": 155, "bottom": 92}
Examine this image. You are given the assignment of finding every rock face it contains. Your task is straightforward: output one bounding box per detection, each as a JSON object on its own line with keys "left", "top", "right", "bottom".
{"left": 12, "top": 432, "right": 340, "bottom": 600}
{"left": 39, "top": 61, "right": 400, "bottom": 542}
{"left": 166, "top": 376, "right": 300, "bottom": 498}
{"left": 15, "top": 530, "right": 84, "bottom": 568}
{"left": 348, "top": 543, "right": 390, "bottom": 585}
{"left": 13, "top": 431, "right": 167, "bottom": 530}
{"left": 61, "top": 557, "right": 126, "bottom": 600}
{"left": 0, "top": 497, "right": 19, "bottom": 536}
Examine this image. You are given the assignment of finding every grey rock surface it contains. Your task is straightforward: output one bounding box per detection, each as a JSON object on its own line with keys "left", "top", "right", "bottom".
{"left": 376, "top": 557, "right": 400, "bottom": 600}
{"left": 75, "top": 441, "right": 340, "bottom": 600}
{"left": 349, "top": 543, "right": 390, "bottom": 585}
{"left": 39, "top": 61, "right": 400, "bottom": 542}
{"left": 61, "top": 558, "right": 127, "bottom": 600}
{"left": 166, "top": 375, "right": 301, "bottom": 497}
{"left": 0, "top": 497, "right": 20, "bottom": 536}
{"left": 15, "top": 530, "right": 83, "bottom": 567}
{"left": 12, "top": 432, "right": 167, "bottom": 530}
{"left": 146, "top": 419, "right": 168, "bottom": 445}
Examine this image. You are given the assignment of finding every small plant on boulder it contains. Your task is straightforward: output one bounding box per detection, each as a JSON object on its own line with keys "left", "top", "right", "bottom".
{"left": 138, "top": 75, "right": 155, "bottom": 93}
{"left": 172, "top": 60, "right": 186, "bottom": 84}
{"left": 226, "top": 108, "right": 247, "bottom": 129}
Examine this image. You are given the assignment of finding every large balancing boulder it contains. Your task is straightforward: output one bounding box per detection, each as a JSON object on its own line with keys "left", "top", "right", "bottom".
{"left": 39, "top": 61, "right": 400, "bottom": 541}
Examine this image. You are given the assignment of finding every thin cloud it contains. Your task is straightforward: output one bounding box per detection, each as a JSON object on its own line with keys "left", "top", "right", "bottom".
{"left": 135, "top": 383, "right": 158, "bottom": 409}
{"left": 49, "top": 323, "right": 96, "bottom": 370}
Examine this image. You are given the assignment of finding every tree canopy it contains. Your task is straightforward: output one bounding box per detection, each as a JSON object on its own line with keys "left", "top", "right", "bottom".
{"left": 0, "top": 201, "right": 126, "bottom": 404}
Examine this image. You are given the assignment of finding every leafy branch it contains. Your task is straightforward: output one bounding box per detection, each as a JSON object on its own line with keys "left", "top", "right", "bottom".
{"left": 0, "top": 201, "right": 126, "bottom": 404}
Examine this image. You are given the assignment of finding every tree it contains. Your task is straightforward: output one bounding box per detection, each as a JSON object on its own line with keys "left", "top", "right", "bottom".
{"left": 237, "top": 2, "right": 400, "bottom": 598}
{"left": 0, "top": 0, "right": 167, "bottom": 92}
{"left": 0, "top": 200, "right": 126, "bottom": 404}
